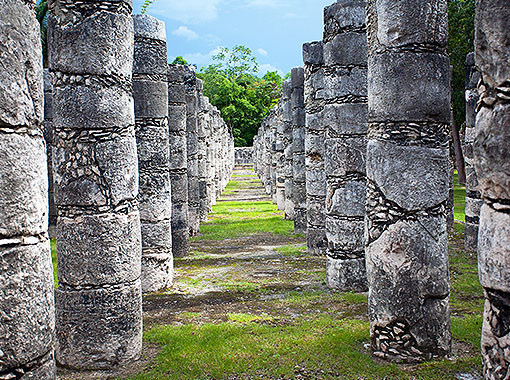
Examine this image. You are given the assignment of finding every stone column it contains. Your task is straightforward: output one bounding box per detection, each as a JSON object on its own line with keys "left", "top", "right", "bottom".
{"left": 282, "top": 80, "right": 295, "bottom": 220}
{"left": 184, "top": 67, "right": 200, "bottom": 236}
{"left": 49, "top": 0, "right": 142, "bottom": 368}
{"left": 0, "top": 1, "right": 56, "bottom": 378}
{"left": 197, "top": 91, "right": 210, "bottom": 222}
{"left": 474, "top": 1, "right": 510, "bottom": 378}
{"left": 291, "top": 68, "right": 306, "bottom": 233}
{"left": 464, "top": 53, "right": 481, "bottom": 252}
{"left": 365, "top": 0, "right": 451, "bottom": 362}
{"left": 133, "top": 14, "right": 172, "bottom": 292}
{"left": 168, "top": 64, "right": 190, "bottom": 258}
{"left": 323, "top": 1, "right": 368, "bottom": 290}
{"left": 44, "top": 69, "right": 57, "bottom": 239}
{"left": 206, "top": 105, "right": 216, "bottom": 210}
{"left": 275, "top": 104, "right": 286, "bottom": 210}
{"left": 303, "top": 41, "right": 327, "bottom": 256}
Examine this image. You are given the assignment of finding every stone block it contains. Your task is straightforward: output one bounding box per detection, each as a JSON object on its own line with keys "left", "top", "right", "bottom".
{"left": 56, "top": 212, "right": 141, "bottom": 287}
{"left": 133, "top": 81, "right": 168, "bottom": 119}
{"left": 327, "top": 180, "right": 366, "bottom": 217}
{"left": 325, "top": 137, "right": 366, "bottom": 178}
{"left": 55, "top": 282, "right": 142, "bottom": 369}
{"left": 323, "top": 32, "right": 367, "bottom": 67}
{"left": 0, "top": 133, "right": 48, "bottom": 237}
{"left": 0, "top": 241, "right": 54, "bottom": 373}
{"left": 323, "top": 103, "right": 368, "bottom": 136}
{"left": 321, "top": 66, "right": 367, "bottom": 100}
{"left": 0, "top": 0, "right": 43, "bottom": 127}
{"left": 474, "top": 104, "right": 510, "bottom": 201}
{"left": 326, "top": 218, "right": 364, "bottom": 253}
{"left": 366, "top": 140, "right": 449, "bottom": 211}
{"left": 478, "top": 205, "right": 510, "bottom": 292}
{"left": 49, "top": 11, "right": 133, "bottom": 78}
{"left": 53, "top": 84, "right": 134, "bottom": 130}
{"left": 368, "top": 52, "right": 451, "bottom": 123}
{"left": 327, "top": 257, "right": 367, "bottom": 291}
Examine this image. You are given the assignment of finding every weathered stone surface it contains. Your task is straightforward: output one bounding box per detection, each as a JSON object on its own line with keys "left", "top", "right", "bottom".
{"left": 44, "top": 70, "right": 57, "bottom": 237}
{"left": 168, "top": 64, "right": 190, "bottom": 258}
{"left": 0, "top": 1, "right": 55, "bottom": 378}
{"left": 365, "top": 0, "right": 451, "bottom": 362}
{"left": 464, "top": 52, "right": 481, "bottom": 252}
{"left": 184, "top": 66, "right": 201, "bottom": 236}
{"left": 304, "top": 41, "right": 326, "bottom": 255}
{"left": 56, "top": 212, "right": 141, "bottom": 287}
{"left": 474, "top": 2, "right": 510, "bottom": 376}
{"left": 49, "top": 0, "right": 142, "bottom": 368}
{"left": 324, "top": 0, "right": 368, "bottom": 290}
{"left": 134, "top": 14, "right": 172, "bottom": 292}
{"left": 55, "top": 281, "right": 143, "bottom": 369}
{"left": 291, "top": 67, "right": 307, "bottom": 234}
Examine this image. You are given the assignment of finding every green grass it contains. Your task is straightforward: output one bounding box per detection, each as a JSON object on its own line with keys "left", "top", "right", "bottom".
{"left": 276, "top": 244, "right": 307, "bottom": 256}
{"left": 127, "top": 316, "right": 480, "bottom": 380}
{"left": 193, "top": 200, "right": 294, "bottom": 241}
{"left": 51, "top": 239, "right": 58, "bottom": 287}
{"left": 453, "top": 172, "right": 466, "bottom": 224}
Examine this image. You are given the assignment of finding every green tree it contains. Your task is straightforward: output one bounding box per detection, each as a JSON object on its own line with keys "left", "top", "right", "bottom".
{"left": 35, "top": 0, "right": 48, "bottom": 67}
{"left": 140, "top": 0, "right": 157, "bottom": 14}
{"left": 197, "top": 46, "right": 282, "bottom": 147}
{"left": 171, "top": 56, "right": 188, "bottom": 65}
{"left": 448, "top": 0, "right": 475, "bottom": 183}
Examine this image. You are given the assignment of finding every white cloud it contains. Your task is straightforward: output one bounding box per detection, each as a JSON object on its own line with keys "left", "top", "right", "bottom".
{"left": 172, "top": 26, "right": 199, "bottom": 40}
{"left": 246, "top": 0, "right": 287, "bottom": 8}
{"left": 257, "top": 48, "right": 268, "bottom": 56}
{"left": 149, "top": 0, "right": 222, "bottom": 24}
{"left": 183, "top": 47, "right": 222, "bottom": 66}
{"left": 259, "top": 63, "right": 284, "bottom": 77}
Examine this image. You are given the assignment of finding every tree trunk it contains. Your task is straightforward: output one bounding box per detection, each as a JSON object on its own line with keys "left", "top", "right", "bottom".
{"left": 451, "top": 114, "right": 466, "bottom": 184}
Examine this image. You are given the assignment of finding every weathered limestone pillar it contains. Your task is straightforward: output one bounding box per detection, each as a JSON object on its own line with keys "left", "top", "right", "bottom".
{"left": 49, "top": 0, "right": 142, "bottom": 367}
{"left": 464, "top": 53, "right": 481, "bottom": 252}
{"left": 133, "top": 14, "right": 172, "bottom": 292}
{"left": 197, "top": 91, "right": 210, "bottom": 222}
{"left": 303, "top": 41, "right": 327, "bottom": 256}
{"left": 184, "top": 67, "right": 200, "bottom": 236}
{"left": 323, "top": 1, "right": 368, "bottom": 290}
{"left": 206, "top": 105, "right": 216, "bottom": 210}
{"left": 270, "top": 112, "right": 278, "bottom": 204}
{"left": 474, "top": 1, "right": 510, "bottom": 378}
{"left": 291, "top": 67, "right": 307, "bottom": 233}
{"left": 262, "top": 120, "right": 272, "bottom": 195}
{"left": 275, "top": 104, "right": 286, "bottom": 210}
{"left": 282, "top": 80, "right": 295, "bottom": 220}
{"left": 168, "top": 64, "right": 190, "bottom": 258}
{"left": 43, "top": 70, "right": 57, "bottom": 238}
{"left": 365, "top": 0, "right": 451, "bottom": 362}
{"left": 0, "top": 1, "right": 56, "bottom": 377}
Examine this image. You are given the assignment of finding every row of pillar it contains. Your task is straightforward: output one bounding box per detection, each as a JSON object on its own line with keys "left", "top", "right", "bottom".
{"left": 253, "top": 0, "right": 509, "bottom": 377}
{"left": 1, "top": 1, "right": 234, "bottom": 376}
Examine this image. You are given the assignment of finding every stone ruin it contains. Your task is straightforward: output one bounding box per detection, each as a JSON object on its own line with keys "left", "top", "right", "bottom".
{"left": 1, "top": 0, "right": 56, "bottom": 377}
{"left": 1, "top": 0, "right": 233, "bottom": 373}
{"left": 253, "top": 0, "right": 509, "bottom": 374}
{"left": 1, "top": 0, "right": 509, "bottom": 377}
{"left": 474, "top": 1, "right": 509, "bottom": 378}
{"left": 234, "top": 147, "right": 254, "bottom": 166}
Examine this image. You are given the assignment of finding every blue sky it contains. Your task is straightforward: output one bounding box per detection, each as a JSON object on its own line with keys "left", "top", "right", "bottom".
{"left": 132, "top": 0, "right": 336, "bottom": 76}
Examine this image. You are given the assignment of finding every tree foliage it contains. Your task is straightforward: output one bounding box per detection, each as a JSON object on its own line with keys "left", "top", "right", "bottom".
{"left": 140, "top": 0, "right": 157, "bottom": 14}
{"left": 197, "top": 45, "right": 283, "bottom": 147}
{"left": 448, "top": 0, "right": 476, "bottom": 128}
{"left": 171, "top": 56, "right": 188, "bottom": 65}
{"left": 35, "top": 0, "right": 48, "bottom": 67}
